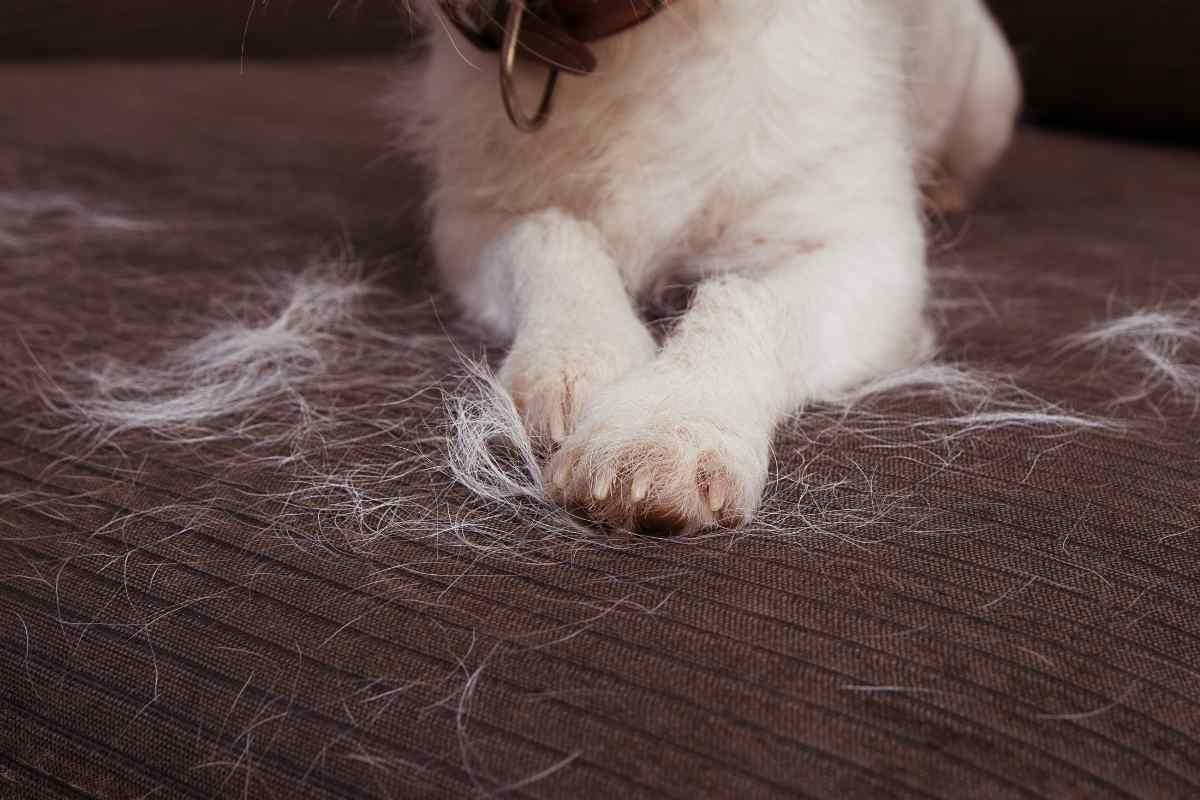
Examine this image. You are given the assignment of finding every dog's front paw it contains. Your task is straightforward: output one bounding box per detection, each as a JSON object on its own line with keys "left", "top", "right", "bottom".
{"left": 500, "top": 317, "right": 656, "bottom": 446}
{"left": 546, "top": 376, "right": 770, "bottom": 535}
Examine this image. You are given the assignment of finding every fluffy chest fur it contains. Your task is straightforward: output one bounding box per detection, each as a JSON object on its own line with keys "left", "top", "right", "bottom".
{"left": 406, "top": 2, "right": 948, "bottom": 286}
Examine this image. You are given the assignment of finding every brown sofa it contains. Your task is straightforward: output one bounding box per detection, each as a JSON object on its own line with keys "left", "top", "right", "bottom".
{"left": 2, "top": 5, "right": 1199, "bottom": 798}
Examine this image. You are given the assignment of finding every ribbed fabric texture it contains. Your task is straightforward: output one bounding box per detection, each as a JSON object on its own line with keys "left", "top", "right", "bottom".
{"left": 2, "top": 63, "right": 1199, "bottom": 799}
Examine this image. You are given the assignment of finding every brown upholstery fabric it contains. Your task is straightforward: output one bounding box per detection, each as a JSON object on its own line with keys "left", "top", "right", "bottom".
{"left": 3, "top": 62, "right": 1200, "bottom": 799}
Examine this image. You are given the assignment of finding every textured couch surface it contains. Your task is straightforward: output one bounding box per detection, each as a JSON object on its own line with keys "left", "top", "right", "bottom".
{"left": 2, "top": 61, "right": 1200, "bottom": 799}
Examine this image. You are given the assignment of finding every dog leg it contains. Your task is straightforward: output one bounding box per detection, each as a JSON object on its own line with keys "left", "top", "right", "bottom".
{"left": 447, "top": 208, "right": 657, "bottom": 445}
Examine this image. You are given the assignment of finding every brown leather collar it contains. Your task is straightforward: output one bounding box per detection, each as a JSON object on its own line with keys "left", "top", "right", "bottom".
{"left": 550, "top": 0, "right": 672, "bottom": 42}
{"left": 438, "top": 2, "right": 673, "bottom": 130}
{"left": 441, "top": 1, "right": 671, "bottom": 72}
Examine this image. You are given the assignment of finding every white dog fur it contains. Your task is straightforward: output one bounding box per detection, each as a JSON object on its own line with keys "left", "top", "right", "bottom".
{"left": 398, "top": 0, "right": 1021, "bottom": 534}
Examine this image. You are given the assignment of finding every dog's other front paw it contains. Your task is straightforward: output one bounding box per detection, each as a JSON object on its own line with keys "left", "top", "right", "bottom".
{"left": 499, "top": 316, "right": 656, "bottom": 446}
{"left": 546, "top": 375, "right": 771, "bottom": 535}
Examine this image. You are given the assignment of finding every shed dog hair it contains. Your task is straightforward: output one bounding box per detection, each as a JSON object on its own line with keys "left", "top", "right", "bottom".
{"left": 397, "top": 0, "right": 1021, "bottom": 533}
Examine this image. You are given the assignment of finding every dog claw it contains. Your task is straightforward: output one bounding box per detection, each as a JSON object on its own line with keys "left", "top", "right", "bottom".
{"left": 707, "top": 478, "right": 728, "bottom": 513}
{"left": 630, "top": 472, "right": 651, "bottom": 502}
{"left": 550, "top": 452, "right": 578, "bottom": 491}
{"left": 592, "top": 469, "right": 615, "bottom": 501}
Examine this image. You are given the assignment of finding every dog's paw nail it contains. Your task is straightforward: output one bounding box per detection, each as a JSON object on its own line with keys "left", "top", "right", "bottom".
{"left": 629, "top": 471, "right": 652, "bottom": 502}
{"left": 551, "top": 454, "right": 577, "bottom": 491}
{"left": 592, "top": 468, "right": 615, "bottom": 501}
{"left": 707, "top": 478, "right": 728, "bottom": 513}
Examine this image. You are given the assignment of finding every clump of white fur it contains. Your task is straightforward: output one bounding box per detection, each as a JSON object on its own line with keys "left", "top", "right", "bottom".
{"left": 0, "top": 191, "right": 151, "bottom": 251}
{"left": 1060, "top": 302, "right": 1200, "bottom": 413}
{"left": 445, "top": 359, "right": 546, "bottom": 505}
{"left": 819, "top": 363, "right": 1125, "bottom": 444}
{"left": 64, "top": 260, "right": 372, "bottom": 438}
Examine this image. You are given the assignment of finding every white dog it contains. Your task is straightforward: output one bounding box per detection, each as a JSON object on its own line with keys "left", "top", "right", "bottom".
{"left": 399, "top": 0, "right": 1020, "bottom": 534}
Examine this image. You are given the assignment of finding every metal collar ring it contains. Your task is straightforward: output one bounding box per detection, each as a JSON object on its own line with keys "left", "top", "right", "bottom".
{"left": 499, "top": 1, "right": 559, "bottom": 132}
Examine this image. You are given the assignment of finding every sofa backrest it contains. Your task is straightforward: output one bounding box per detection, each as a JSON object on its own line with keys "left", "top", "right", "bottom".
{"left": 988, "top": 1, "right": 1200, "bottom": 143}
{"left": 2, "top": 1, "right": 1196, "bottom": 143}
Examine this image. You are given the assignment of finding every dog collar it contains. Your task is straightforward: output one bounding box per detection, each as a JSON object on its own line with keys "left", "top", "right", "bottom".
{"left": 438, "top": 0, "right": 672, "bottom": 131}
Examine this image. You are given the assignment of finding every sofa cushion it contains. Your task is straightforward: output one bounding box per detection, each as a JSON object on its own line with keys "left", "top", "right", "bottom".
{"left": 2, "top": 62, "right": 1199, "bottom": 799}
